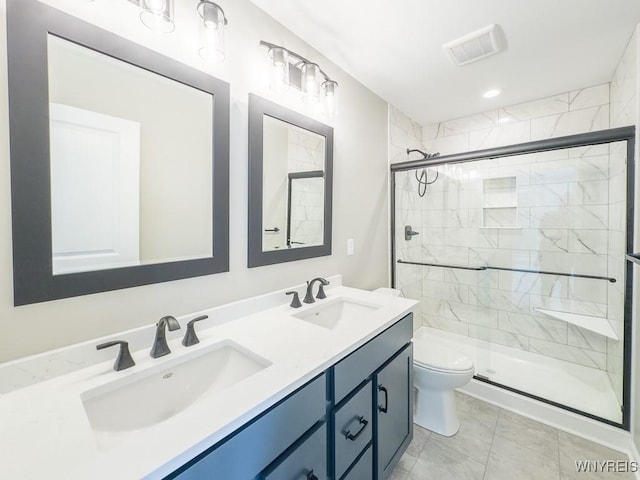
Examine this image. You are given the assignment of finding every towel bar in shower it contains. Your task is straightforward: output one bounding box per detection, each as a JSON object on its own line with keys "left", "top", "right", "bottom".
{"left": 396, "top": 259, "right": 616, "bottom": 283}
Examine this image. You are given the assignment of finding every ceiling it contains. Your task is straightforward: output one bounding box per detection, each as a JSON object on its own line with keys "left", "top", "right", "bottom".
{"left": 249, "top": 0, "right": 640, "bottom": 126}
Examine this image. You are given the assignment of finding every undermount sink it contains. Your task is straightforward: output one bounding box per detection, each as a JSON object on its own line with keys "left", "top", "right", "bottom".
{"left": 81, "top": 340, "right": 271, "bottom": 433}
{"left": 292, "top": 297, "right": 382, "bottom": 329}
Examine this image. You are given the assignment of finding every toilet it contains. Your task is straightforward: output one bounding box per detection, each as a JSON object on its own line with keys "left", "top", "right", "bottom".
{"left": 371, "top": 287, "right": 474, "bottom": 436}
{"left": 413, "top": 337, "right": 474, "bottom": 436}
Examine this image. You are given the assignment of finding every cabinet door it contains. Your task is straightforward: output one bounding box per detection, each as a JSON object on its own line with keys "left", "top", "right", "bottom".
{"left": 263, "top": 423, "right": 327, "bottom": 480}
{"left": 375, "top": 344, "right": 413, "bottom": 479}
{"left": 342, "top": 445, "right": 372, "bottom": 480}
{"left": 334, "top": 381, "right": 373, "bottom": 479}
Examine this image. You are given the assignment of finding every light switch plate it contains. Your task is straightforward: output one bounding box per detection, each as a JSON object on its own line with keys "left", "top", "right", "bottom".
{"left": 347, "top": 238, "right": 355, "bottom": 256}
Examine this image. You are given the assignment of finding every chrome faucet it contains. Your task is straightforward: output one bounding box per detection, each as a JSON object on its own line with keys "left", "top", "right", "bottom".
{"left": 150, "top": 315, "right": 181, "bottom": 358}
{"left": 303, "top": 277, "right": 330, "bottom": 304}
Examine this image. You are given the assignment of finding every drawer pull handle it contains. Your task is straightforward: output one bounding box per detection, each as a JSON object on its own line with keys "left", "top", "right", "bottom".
{"left": 378, "top": 385, "right": 388, "bottom": 413}
{"left": 306, "top": 470, "right": 318, "bottom": 480}
{"left": 344, "top": 416, "right": 368, "bottom": 441}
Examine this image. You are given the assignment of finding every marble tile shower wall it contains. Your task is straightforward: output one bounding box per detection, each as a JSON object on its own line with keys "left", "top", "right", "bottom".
{"left": 393, "top": 83, "right": 630, "bottom": 374}
{"left": 287, "top": 129, "right": 325, "bottom": 247}
{"left": 421, "top": 83, "right": 610, "bottom": 155}
{"left": 607, "top": 26, "right": 639, "bottom": 403}
{"left": 397, "top": 150, "right": 618, "bottom": 372}
{"left": 390, "top": 106, "right": 426, "bottom": 328}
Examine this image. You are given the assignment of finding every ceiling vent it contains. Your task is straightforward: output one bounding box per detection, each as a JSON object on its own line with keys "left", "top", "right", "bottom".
{"left": 443, "top": 24, "right": 504, "bottom": 66}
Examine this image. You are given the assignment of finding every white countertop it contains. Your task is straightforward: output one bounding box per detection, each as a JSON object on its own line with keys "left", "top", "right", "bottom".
{"left": 0, "top": 283, "right": 416, "bottom": 480}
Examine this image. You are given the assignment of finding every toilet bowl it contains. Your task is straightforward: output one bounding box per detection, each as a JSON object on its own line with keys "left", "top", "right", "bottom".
{"left": 413, "top": 337, "right": 474, "bottom": 436}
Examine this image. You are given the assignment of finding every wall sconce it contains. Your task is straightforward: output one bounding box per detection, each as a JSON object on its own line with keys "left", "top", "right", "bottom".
{"left": 139, "top": 0, "right": 175, "bottom": 33}
{"left": 197, "top": 1, "right": 228, "bottom": 62}
{"left": 260, "top": 40, "right": 339, "bottom": 117}
{"left": 124, "top": 0, "right": 228, "bottom": 62}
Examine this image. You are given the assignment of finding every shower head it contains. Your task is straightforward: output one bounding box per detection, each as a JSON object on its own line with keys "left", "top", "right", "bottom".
{"left": 406, "top": 148, "right": 441, "bottom": 159}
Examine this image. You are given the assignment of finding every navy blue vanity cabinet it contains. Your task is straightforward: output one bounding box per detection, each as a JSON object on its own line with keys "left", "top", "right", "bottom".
{"left": 342, "top": 445, "right": 373, "bottom": 479}
{"left": 375, "top": 344, "right": 413, "bottom": 478}
{"left": 167, "top": 374, "right": 327, "bottom": 480}
{"left": 333, "top": 381, "right": 373, "bottom": 478}
{"left": 331, "top": 313, "right": 413, "bottom": 480}
{"left": 261, "top": 423, "right": 327, "bottom": 480}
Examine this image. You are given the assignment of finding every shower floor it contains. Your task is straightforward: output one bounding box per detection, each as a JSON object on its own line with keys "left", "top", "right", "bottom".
{"left": 414, "top": 326, "right": 622, "bottom": 424}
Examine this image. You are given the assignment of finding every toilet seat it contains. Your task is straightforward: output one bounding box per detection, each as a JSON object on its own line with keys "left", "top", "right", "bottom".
{"left": 413, "top": 337, "right": 474, "bottom": 374}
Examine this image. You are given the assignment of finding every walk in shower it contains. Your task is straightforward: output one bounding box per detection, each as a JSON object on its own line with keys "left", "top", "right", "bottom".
{"left": 391, "top": 127, "right": 635, "bottom": 428}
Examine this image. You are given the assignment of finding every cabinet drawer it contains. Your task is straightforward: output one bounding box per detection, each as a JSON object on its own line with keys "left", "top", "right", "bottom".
{"left": 263, "top": 423, "right": 327, "bottom": 480}
{"left": 333, "top": 313, "right": 412, "bottom": 403}
{"left": 342, "top": 445, "right": 372, "bottom": 480}
{"left": 169, "top": 374, "right": 326, "bottom": 479}
{"left": 334, "top": 381, "right": 372, "bottom": 480}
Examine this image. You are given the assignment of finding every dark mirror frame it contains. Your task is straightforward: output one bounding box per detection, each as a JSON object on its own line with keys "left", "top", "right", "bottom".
{"left": 7, "top": 0, "right": 230, "bottom": 306}
{"left": 248, "top": 94, "right": 333, "bottom": 267}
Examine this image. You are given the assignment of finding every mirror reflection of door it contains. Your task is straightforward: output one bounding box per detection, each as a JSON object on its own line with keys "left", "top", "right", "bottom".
{"left": 50, "top": 104, "right": 141, "bottom": 274}
{"left": 47, "top": 34, "right": 214, "bottom": 275}
{"left": 287, "top": 172, "right": 324, "bottom": 247}
{"left": 262, "top": 116, "right": 326, "bottom": 251}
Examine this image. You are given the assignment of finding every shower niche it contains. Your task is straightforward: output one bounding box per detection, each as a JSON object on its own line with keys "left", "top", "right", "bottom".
{"left": 481, "top": 176, "right": 518, "bottom": 228}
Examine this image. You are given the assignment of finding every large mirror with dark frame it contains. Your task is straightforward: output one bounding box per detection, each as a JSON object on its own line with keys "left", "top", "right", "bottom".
{"left": 248, "top": 94, "right": 333, "bottom": 267}
{"left": 7, "top": 0, "right": 230, "bottom": 305}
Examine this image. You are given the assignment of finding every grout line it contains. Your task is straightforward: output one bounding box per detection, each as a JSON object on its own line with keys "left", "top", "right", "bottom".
{"left": 482, "top": 407, "right": 502, "bottom": 480}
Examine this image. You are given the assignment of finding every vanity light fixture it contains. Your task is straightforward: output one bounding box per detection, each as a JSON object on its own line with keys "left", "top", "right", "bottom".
{"left": 139, "top": 0, "right": 175, "bottom": 34}
{"left": 124, "top": 0, "right": 228, "bottom": 62}
{"left": 197, "top": 1, "right": 228, "bottom": 62}
{"left": 269, "top": 47, "right": 290, "bottom": 93}
{"left": 260, "top": 40, "right": 339, "bottom": 117}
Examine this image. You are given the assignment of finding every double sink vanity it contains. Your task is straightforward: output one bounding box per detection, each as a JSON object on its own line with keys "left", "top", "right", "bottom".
{"left": 0, "top": 277, "right": 417, "bottom": 479}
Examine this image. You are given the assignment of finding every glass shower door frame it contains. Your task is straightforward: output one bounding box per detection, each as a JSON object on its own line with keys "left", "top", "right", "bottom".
{"left": 390, "top": 126, "right": 635, "bottom": 430}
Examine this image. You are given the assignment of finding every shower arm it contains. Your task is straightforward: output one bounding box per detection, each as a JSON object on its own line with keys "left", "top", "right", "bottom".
{"left": 406, "top": 148, "right": 441, "bottom": 160}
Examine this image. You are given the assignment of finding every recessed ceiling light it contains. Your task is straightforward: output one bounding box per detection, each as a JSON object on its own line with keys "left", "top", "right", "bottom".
{"left": 498, "top": 116, "right": 510, "bottom": 123}
{"left": 483, "top": 89, "right": 501, "bottom": 98}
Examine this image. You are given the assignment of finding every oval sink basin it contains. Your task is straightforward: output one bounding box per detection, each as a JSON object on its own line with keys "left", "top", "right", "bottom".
{"left": 81, "top": 340, "right": 271, "bottom": 433}
{"left": 292, "top": 297, "right": 381, "bottom": 329}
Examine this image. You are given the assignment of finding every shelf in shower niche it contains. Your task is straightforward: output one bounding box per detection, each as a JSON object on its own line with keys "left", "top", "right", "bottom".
{"left": 533, "top": 308, "right": 618, "bottom": 340}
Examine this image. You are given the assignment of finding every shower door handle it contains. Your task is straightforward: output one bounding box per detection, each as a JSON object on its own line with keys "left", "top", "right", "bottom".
{"left": 405, "top": 225, "right": 420, "bottom": 241}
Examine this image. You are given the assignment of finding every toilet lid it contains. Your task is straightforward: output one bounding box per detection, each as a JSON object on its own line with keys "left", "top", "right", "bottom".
{"left": 413, "top": 337, "right": 474, "bottom": 373}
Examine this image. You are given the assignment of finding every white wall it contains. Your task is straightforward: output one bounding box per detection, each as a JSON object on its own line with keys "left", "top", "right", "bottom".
{"left": 0, "top": 0, "right": 390, "bottom": 362}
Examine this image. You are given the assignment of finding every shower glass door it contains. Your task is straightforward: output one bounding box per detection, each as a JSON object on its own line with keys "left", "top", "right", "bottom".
{"left": 392, "top": 129, "right": 634, "bottom": 427}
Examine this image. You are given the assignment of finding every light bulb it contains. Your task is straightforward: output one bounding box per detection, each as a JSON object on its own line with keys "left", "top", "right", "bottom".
{"left": 322, "top": 80, "right": 338, "bottom": 117}
{"left": 269, "top": 48, "right": 289, "bottom": 92}
{"left": 301, "top": 63, "right": 320, "bottom": 104}
{"left": 140, "top": 0, "right": 174, "bottom": 33}
{"left": 146, "top": 0, "right": 165, "bottom": 12}
{"left": 197, "top": 1, "right": 226, "bottom": 62}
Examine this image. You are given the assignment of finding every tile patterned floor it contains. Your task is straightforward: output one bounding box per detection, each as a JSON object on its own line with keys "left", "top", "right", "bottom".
{"left": 390, "top": 393, "right": 635, "bottom": 480}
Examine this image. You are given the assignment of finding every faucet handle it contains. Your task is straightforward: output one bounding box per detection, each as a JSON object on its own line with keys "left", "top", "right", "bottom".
{"left": 316, "top": 281, "right": 329, "bottom": 299}
{"left": 286, "top": 291, "right": 302, "bottom": 308}
{"left": 182, "top": 315, "right": 209, "bottom": 347}
{"left": 96, "top": 340, "right": 135, "bottom": 371}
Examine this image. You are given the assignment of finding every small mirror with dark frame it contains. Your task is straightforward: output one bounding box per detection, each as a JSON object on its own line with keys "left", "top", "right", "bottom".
{"left": 7, "top": 0, "right": 230, "bottom": 305}
{"left": 248, "top": 94, "right": 333, "bottom": 267}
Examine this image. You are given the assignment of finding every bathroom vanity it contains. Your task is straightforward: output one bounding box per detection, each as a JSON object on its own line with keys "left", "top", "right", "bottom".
{"left": 169, "top": 313, "right": 413, "bottom": 480}
{"left": 0, "top": 279, "right": 416, "bottom": 479}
